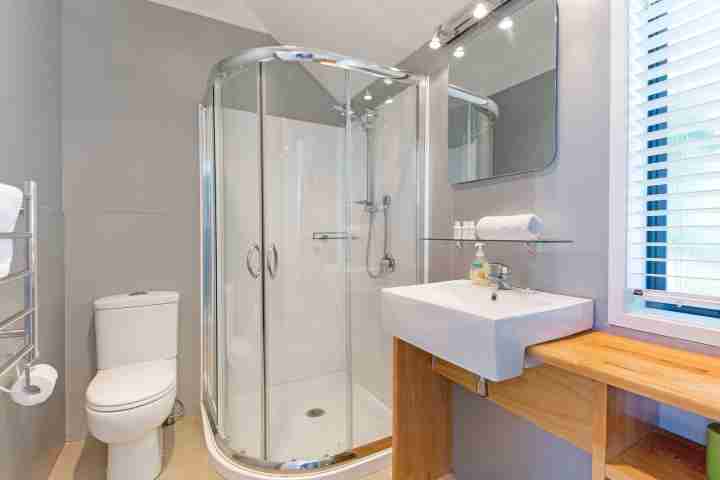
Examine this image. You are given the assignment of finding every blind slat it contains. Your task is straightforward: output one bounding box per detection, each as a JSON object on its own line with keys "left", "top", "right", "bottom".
{"left": 633, "top": 8, "right": 720, "bottom": 53}
{"left": 632, "top": 257, "right": 720, "bottom": 264}
{"left": 636, "top": 63, "right": 720, "bottom": 99}
{"left": 630, "top": 207, "right": 720, "bottom": 216}
{"left": 630, "top": 188, "right": 720, "bottom": 202}
{"left": 634, "top": 0, "right": 718, "bottom": 25}
{"left": 630, "top": 136, "right": 720, "bottom": 158}
{"left": 634, "top": 171, "right": 720, "bottom": 187}
{"left": 629, "top": 274, "right": 720, "bottom": 297}
{"left": 634, "top": 44, "right": 720, "bottom": 85}
{"left": 635, "top": 116, "right": 720, "bottom": 144}
{"left": 632, "top": 79, "right": 720, "bottom": 115}
{"left": 632, "top": 241, "right": 720, "bottom": 244}
{"left": 630, "top": 23, "right": 720, "bottom": 69}
{"left": 636, "top": 100, "right": 720, "bottom": 130}
{"left": 630, "top": 289, "right": 720, "bottom": 311}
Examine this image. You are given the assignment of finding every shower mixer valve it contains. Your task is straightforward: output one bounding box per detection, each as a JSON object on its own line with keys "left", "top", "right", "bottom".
{"left": 380, "top": 253, "right": 397, "bottom": 274}
{"left": 364, "top": 194, "right": 396, "bottom": 278}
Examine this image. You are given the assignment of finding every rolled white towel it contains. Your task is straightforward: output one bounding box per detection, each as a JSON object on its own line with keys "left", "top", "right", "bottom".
{"left": 0, "top": 184, "right": 25, "bottom": 277}
{"left": 475, "top": 214, "right": 544, "bottom": 241}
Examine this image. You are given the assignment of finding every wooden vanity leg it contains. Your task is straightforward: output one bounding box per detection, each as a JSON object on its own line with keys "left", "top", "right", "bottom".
{"left": 393, "top": 338, "right": 453, "bottom": 480}
{"left": 591, "top": 383, "right": 608, "bottom": 480}
{"left": 591, "top": 384, "right": 658, "bottom": 480}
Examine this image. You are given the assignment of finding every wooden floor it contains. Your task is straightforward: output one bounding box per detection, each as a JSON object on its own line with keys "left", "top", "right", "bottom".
{"left": 48, "top": 416, "right": 392, "bottom": 480}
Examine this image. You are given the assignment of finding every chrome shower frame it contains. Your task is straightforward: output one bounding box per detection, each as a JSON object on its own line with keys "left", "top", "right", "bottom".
{"left": 199, "top": 46, "right": 429, "bottom": 476}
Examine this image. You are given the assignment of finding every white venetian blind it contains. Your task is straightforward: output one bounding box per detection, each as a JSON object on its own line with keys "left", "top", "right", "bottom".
{"left": 627, "top": 0, "right": 720, "bottom": 313}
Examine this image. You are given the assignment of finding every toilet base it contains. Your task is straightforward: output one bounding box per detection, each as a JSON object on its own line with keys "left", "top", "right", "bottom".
{"left": 108, "top": 427, "right": 163, "bottom": 480}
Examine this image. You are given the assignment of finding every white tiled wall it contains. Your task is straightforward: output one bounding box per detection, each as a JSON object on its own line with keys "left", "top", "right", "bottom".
{"left": 263, "top": 115, "right": 348, "bottom": 387}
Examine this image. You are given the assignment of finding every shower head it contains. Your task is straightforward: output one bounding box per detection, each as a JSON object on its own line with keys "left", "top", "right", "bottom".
{"left": 332, "top": 104, "right": 376, "bottom": 129}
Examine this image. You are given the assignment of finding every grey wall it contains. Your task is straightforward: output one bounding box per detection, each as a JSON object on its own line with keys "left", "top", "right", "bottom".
{"left": 61, "top": 0, "right": 277, "bottom": 440}
{"left": 453, "top": 389, "right": 591, "bottom": 479}
{"left": 425, "top": 0, "right": 720, "bottom": 478}
{"left": 0, "top": 1, "right": 66, "bottom": 479}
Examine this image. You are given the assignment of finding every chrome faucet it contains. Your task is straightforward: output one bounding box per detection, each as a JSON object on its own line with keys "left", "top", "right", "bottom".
{"left": 488, "top": 263, "right": 512, "bottom": 290}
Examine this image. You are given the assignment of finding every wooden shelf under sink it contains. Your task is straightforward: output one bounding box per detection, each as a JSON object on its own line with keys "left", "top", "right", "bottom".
{"left": 605, "top": 429, "right": 706, "bottom": 480}
{"left": 393, "top": 332, "right": 720, "bottom": 480}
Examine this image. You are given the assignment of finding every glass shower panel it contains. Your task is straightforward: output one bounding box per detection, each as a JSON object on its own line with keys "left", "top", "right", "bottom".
{"left": 348, "top": 73, "right": 419, "bottom": 447}
{"left": 200, "top": 92, "right": 218, "bottom": 424}
{"left": 262, "top": 60, "right": 351, "bottom": 464}
{"left": 448, "top": 97, "right": 494, "bottom": 182}
{"left": 217, "top": 65, "right": 265, "bottom": 459}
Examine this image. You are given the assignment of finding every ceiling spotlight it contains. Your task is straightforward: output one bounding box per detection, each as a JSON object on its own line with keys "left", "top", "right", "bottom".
{"left": 498, "top": 17, "right": 514, "bottom": 30}
{"left": 363, "top": 90, "right": 373, "bottom": 101}
{"left": 429, "top": 33, "right": 442, "bottom": 50}
{"left": 453, "top": 46, "right": 465, "bottom": 58}
{"left": 473, "top": 3, "right": 489, "bottom": 19}
{"left": 385, "top": 98, "right": 394, "bottom": 105}
{"left": 384, "top": 78, "right": 393, "bottom": 85}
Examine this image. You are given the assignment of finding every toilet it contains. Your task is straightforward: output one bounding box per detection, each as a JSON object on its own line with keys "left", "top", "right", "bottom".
{"left": 86, "top": 291, "right": 179, "bottom": 480}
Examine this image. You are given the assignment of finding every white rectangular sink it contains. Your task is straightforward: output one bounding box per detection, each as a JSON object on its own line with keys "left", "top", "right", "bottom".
{"left": 381, "top": 280, "right": 593, "bottom": 381}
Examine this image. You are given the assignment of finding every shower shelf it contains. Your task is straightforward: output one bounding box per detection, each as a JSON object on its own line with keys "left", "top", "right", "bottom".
{"left": 422, "top": 238, "right": 573, "bottom": 244}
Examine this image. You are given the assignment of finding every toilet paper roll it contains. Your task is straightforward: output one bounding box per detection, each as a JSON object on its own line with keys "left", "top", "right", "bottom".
{"left": 10, "top": 364, "right": 57, "bottom": 406}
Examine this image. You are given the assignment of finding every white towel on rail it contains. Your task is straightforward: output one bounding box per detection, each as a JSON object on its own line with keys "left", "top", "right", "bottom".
{"left": 0, "top": 184, "right": 24, "bottom": 277}
{"left": 475, "top": 214, "right": 544, "bottom": 241}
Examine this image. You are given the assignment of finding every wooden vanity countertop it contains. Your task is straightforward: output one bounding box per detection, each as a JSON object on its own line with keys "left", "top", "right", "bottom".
{"left": 527, "top": 331, "right": 720, "bottom": 421}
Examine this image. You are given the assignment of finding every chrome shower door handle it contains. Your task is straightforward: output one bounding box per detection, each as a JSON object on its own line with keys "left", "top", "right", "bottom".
{"left": 266, "top": 243, "right": 278, "bottom": 279}
{"left": 246, "top": 244, "right": 262, "bottom": 279}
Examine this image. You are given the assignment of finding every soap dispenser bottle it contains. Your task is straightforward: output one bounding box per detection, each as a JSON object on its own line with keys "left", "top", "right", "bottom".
{"left": 470, "top": 243, "right": 490, "bottom": 286}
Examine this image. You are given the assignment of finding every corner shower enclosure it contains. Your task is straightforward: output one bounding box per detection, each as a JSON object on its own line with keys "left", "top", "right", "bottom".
{"left": 199, "top": 47, "right": 426, "bottom": 476}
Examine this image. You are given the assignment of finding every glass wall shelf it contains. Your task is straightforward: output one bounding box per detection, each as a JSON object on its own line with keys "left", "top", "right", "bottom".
{"left": 422, "top": 238, "right": 573, "bottom": 244}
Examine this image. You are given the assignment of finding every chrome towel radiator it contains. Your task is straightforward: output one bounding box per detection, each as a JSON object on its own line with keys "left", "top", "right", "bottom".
{"left": 0, "top": 181, "right": 40, "bottom": 393}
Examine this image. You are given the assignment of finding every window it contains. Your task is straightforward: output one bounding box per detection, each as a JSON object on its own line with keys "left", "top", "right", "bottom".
{"left": 610, "top": 0, "right": 720, "bottom": 345}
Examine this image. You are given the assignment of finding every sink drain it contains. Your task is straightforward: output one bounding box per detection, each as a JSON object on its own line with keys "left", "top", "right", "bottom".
{"left": 306, "top": 408, "right": 326, "bottom": 418}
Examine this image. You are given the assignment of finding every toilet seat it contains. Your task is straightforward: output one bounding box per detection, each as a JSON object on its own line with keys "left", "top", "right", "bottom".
{"left": 87, "top": 358, "right": 176, "bottom": 413}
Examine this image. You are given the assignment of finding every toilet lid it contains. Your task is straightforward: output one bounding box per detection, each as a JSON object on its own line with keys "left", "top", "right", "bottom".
{"left": 87, "top": 359, "right": 176, "bottom": 412}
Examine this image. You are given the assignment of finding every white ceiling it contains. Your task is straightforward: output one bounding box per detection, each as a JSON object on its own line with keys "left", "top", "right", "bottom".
{"left": 149, "top": 0, "right": 472, "bottom": 99}
{"left": 239, "top": 0, "right": 470, "bottom": 68}
{"left": 148, "top": 0, "right": 268, "bottom": 33}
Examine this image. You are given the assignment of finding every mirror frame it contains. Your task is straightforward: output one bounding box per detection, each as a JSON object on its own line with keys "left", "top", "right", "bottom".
{"left": 447, "top": 0, "right": 560, "bottom": 185}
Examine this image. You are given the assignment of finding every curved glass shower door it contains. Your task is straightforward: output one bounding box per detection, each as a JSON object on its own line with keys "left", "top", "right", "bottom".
{"left": 262, "top": 60, "right": 352, "bottom": 464}
{"left": 201, "top": 47, "right": 424, "bottom": 473}
{"left": 214, "top": 63, "right": 265, "bottom": 459}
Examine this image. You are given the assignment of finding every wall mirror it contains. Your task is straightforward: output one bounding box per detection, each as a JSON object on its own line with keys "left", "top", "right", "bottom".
{"left": 448, "top": 0, "right": 558, "bottom": 184}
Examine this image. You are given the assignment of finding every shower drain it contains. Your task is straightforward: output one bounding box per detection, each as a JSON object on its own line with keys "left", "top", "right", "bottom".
{"left": 306, "top": 408, "right": 326, "bottom": 418}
